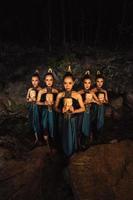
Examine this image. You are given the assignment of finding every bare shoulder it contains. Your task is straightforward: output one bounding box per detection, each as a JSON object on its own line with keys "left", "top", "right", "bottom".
{"left": 52, "top": 88, "right": 58, "bottom": 93}
{"left": 101, "top": 88, "right": 107, "bottom": 94}
{"left": 91, "top": 88, "right": 97, "bottom": 93}
{"left": 90, "top": 91, "right": 95, "bottom": 95}
{"left": 38, "top": 86, "right": 42, "bottom": 91}
{"left": 72, "top": 91, "right": 82, "bottom": 99}
{"left": 38, "top": 88, "right": 47, "bottom": 95}
{"left": 57, "top": 91, "right": 64, "bottom": 99}
{"left": 78, "top": 89, "right": 84, "bottom": 94}
{"left": 72, "top": 90, "right": 78, "bottom": 95}
{"left": 27, "top": 88, "right": 33, "bottom": 92}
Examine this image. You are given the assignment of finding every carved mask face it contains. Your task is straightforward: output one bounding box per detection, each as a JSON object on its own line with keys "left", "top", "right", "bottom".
{"left": 98, "top": 93, "right": 105, "bottom": 102}
{"left": 86, "top": 93, "right": 93, "bottom": 101}
{"left": 46, "top": 93, "right": 53, "bottom": 103}
{"left": 30, "top": 90, "right": 36, "bottom": 100}
{"left": 64, "top": 98, "right": 72, "bottom": 107}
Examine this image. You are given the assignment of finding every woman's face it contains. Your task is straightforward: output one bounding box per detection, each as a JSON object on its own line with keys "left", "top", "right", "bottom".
{"left": 31, "top": 76, "right": 40, "bottom": 88}
{"left": 96, "top": 78, "right": 104, "bottom": 88}
{"left": 63, "top": 76, "right": 74, "bottom": 91}
{"left": 83, "top": 79, "right": 91, "bottom": 90}
{"left": 45, "top": 75, "right": 54, "bottom": 87}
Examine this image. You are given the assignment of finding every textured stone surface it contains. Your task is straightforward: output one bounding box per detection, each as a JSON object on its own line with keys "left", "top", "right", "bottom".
{"left": 0, "top": 142, "right": 74, "bottom": 200}
{"left": 0, "top": 146, "right": 46, "bottom": 200}
{"left": 111, "top": 97, "right": 123, "bottom": 110}
{"left": 69, "top": 140, "right": 133, "bottom": 200}
{"left": 124, "top": 92, "right": 133, "bottom": 111}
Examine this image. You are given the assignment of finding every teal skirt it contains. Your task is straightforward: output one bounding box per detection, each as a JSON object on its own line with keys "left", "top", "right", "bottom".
{"left": 60, "top": 114, "right": 78, "bottom": 157}
{"left": 27, "top": 103, "right": 41, "bottom": 134}
{"left": 97, "top": 104, "right": 105, "bottom": 130}
{"left": 82, "top": 105, "right": 91, "bottom": 137}
{"left": 41, "top": 107, "right": 56, "bottom": 138}
{"left": 91, "top": 103, "right": 105, "bottom": 134}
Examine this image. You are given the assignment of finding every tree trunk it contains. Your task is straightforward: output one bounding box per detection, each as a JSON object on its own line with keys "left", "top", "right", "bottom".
{"left": 117, "top": 0, "right": 128, "bottom": 47}
{"left": 95, "top": 0, "right": 102, "bottom": 46}
{"left": 48, "top": 0, "right": 52, "bottom": 52}
{"left": 60, "top": 0, "right": 66, "bottom": 47}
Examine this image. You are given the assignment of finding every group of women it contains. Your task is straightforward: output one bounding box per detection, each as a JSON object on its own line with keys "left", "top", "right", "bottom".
{"left": 26, "top": 67, "right": 108, "bottom": 158}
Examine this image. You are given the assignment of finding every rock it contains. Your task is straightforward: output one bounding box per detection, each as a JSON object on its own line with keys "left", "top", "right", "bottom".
{"left": 0, "top": 97, "right": 26, "bottom": 120}
{"left": 109, "top": 139, "right": 118, "bottom": 144}
{"left": 0, "top": 98, "right": 9, "bottom": 116}
{"left": 0, "top": 143, "right": 74, "bottom": 200}
{"left": 0, "top": 146, "right": 48, "bottom": 200}
{"left": 69, "top": 140, "right": 133, "bottom": 200}
{"left": 111, "top": 96, "right": 123, "bottom": 110}
{"left": 105, "top": 106, "right": 112, "bottom": 118}
{"left": 5, "top": 81, "right": 26, "bottom": 104}
{"left": 124, "top": 92, "right": 133, "bottom": 111}
{"left": 112, "top": 110, "right": 123, "bottom": 120}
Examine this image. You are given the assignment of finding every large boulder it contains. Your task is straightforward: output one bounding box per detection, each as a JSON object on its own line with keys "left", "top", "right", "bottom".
{"left": 124, "top": 92, "right": 133, "bottom": 111}
{"left": 0, "top": 145, "right": 48, "bottom": 200}
{"left": 5, "top": 81, "right": 26, "bottom": 104}
{"left": 68, "top": 140, "right": 133, "bottom": 200}
{"left": 110, "top": 96, "right": 123, "bottom": 110}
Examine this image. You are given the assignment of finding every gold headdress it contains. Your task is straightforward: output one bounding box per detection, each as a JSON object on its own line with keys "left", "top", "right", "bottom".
{"left": 97, "top": 70, "right": 101, "bottom": 75}
{"left": 35, "top": 69, "right": 39, "bottom": 74}
{"left": 67, "top": 65, "right": 72, "bottom": 73}
{"left": 48, "top": 67, "right": 53, "bottom": 73}
{"left": 85, "top": 70, "right": 90, "bottom": 75}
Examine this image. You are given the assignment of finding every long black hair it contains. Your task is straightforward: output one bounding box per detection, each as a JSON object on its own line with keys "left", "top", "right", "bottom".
{"left": 82, "top": 70, "right": 91, "bottom": 82}
{"left": 96, "top": 70, "right": 104, "bottom": 80}
{"left": 32, "top": 69, "right": 40, "bottom": 80}
{"left": 63, "top": 66, "right": 75, "bottom": 81}
{"left": 44, "top": 68, "right": 55, "bottom": 80}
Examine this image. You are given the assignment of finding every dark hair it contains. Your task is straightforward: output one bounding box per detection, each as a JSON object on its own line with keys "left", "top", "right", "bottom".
{"left": 82, "top": 74, "right": 91, "bottom": 82}
{"left": 32, "top": 72, "right": 40, "bottom": 80}
{"left": 96, "top": 72, "right": 104, "bottom": 81}
{"left": 63, "top": 72, "right": 75, "bottom": 81}
{"left": 44, "top": 72, "right": 54, "bottom": 80}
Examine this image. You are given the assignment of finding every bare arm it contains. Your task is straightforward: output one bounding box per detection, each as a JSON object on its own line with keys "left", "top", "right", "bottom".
{"left": 36, "top": 90, "right": 46, "bottom": 105}
{"left": 78, "top": 89, "right": 84, "bottom": 95}
{"left": 26, "top": 89, "right": 30, "bottom": 101}
{"left": 104, "top": 90, "right": 109, "bottom": 103}
{"left": 52, "top": 88, "right": 59, "bottom": 93}
{"left": 26, "top": 88, "right": 33, "bottom": 102}
{"left": 91, "top": 88, "right": 97, "bottom": 93}
{"left": 92, "top": 92, "right": 100, "bottom": 104}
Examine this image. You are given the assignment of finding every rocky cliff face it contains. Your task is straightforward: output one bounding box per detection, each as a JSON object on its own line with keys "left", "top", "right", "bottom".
{"left": 68, "top": 140, "right": 133, "bottom": 200}
{"left": 0, "top": 48, "right": 133, "bottom": 119}
{"left": 0, "top": 143, "right": 74, "bottom": 200}
{"left": 0, "top": 47, "right": 133, "bottom": 200}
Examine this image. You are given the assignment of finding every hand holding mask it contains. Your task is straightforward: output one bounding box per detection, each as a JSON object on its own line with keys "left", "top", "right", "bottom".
{"left": 98, "top": 93, "right": 105, "bottom": 104}
{"left": 85, "top": 93, "right": 93, "bottom": 104}
{"left": 46, "top": 93, "right": 54, "bottom": 105}
{"left": 63, "top": 98, "right": 73, "bottom": 112}
{"left": 29, "top": 90, "right": 36, "bottom": 102}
